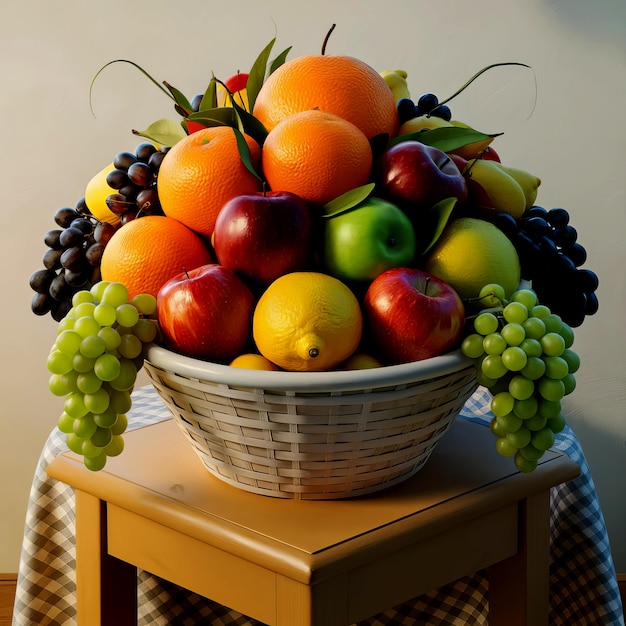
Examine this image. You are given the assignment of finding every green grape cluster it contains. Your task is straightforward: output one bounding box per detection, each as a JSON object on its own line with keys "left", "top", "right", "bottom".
{"left": 47, "top": 281, "right": 158, "bottom": 471}
{"left": 461, "top": 284, "right": 579, "bottom": 473}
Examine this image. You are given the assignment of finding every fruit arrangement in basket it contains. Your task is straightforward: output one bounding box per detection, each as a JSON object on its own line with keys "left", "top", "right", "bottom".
{"left": 31, "top": 25, "right": 599, "bottom": 476}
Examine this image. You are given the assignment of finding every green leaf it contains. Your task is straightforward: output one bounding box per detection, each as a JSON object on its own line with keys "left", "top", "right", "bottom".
{"left": 89, "top": 59, "right": 173, "bottom": 117}
{"left": 419, "top": 197, "right": 458, "bottom": 257}
{"left": 163, "top": 81, "right": 193, "bottom": 116}
{"left": 231, "top": 101, "right": 269, "bottom": 145}
{"left": 389, "top": 126, "right": 500, "bottom": 152}
{"left": 246, "top": 37, "right": 276, "bottom": 113}
{"left": 131, "top": 118, "right": 188, "bottom": 147}
{"left": 321, "top": 183, "right": 376, "bottom": 218}
{"left": 269, "top": 46, "right": 292, "bottom": 75}
{"left": 232, "top": 127, "right": 263, "bottom": 181}
{"left": 197, "top": 76, "right": 218, "bottom": 111}
{"left": 186, "top": 107, "right": 236, "bottom": 126}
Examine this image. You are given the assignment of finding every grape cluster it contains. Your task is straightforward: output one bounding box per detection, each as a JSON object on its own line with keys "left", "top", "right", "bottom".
{"left": 461, "top": 285, "right": 578, "bottom": 473}
{"left": 29, "top": 205, "right": 116, "bottom": 322}
{"left": 491, "top": 207, "right": 598, "bottom": 327}
{"left": 104, "top": 142, "right": 168, "bottom": 224}
{"left": 397, "top": 92, "right": 452, "bottom": 127}
{"left": 47, "top": 282, "right": 158, "bottom": 471}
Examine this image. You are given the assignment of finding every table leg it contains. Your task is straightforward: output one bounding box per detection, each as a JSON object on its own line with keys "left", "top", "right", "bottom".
{"left": 488, "top": 491, "right": 551, "bottom": 626}
{"left": 75, "top": 490, "right": 137, "bottom": 625}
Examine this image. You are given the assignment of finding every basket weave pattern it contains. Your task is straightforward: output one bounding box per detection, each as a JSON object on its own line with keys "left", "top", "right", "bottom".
{"left": 144, "top": 348, "right": 478, "bottom": 500}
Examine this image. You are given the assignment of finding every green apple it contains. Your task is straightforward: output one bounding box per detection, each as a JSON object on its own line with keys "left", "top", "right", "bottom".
{"left": 321, "top": 197, "right": 416, "bottom": 282}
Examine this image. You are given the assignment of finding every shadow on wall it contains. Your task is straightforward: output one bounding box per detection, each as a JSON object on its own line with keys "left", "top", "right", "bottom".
{"left": 539, "top": 0, "right": 626, "bottom": 43}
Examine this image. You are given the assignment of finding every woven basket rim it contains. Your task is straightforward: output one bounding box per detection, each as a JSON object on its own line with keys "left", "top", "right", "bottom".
{"left": 144, "top": 343, "right": 474, "bottom": 393}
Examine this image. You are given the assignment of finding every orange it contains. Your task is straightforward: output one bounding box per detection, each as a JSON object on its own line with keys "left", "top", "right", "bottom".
{"left": 252, "top": 55, "right": 398, "bottom": 140}
{"left": 100, "top": 215, "right": 213, "bottom": 299}
{"left": 261, "top": 109, "right": 373, "bottom": 206}
{"left": 157, "top": 126, "right": 263, "bottom": 239}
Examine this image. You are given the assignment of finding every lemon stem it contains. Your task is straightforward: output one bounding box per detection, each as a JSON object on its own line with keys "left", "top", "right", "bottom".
{"left": 321, "top": 24, "right": 336, "bottom": 55}
{"left": 309, "top": 347, "right": 319, "bottom": 358}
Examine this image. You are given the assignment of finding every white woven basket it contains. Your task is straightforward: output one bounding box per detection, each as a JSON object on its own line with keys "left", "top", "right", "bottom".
{"left": 143, "top": 344, "right": 478, "bottom": 500}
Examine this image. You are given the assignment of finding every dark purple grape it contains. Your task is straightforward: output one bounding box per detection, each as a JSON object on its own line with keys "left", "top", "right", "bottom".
{"left": 43, "top": 248, "right": 63, "bottom": 270}
{"left": 50, "top": 298, "right": 72, "bottom": 322}
{"left": 60, "top": 246, "right": 85, "bottom": 272}
{"left": 576, "top": 269, "right": 599, "bottom": 293}
{"left": 190, "top": 94, "right": 203, "bottom": 112}
{"left": 114, "top": 151, "right": 138, "bottom": 171}
{"left": 44, "top": 229, "right": 63, "bottom": 249}
{"left": 148, "top": 150, "right": 167, "bottom": 173}
{"left": 431, "top": 104, "right": 452, "bottom": 121}
{"left": 522, "top": 216, "right": 551, "bottom": 237}
{"left": 93, "top": 222, "right": 116, "bottom": 245}
{"left": 31, "top": 292, "right": 53, "bottom": 316}
{"left": 29, "top": 269, "right": 56, "bottom": 294}
{"left": 69, "top": 218, "right": 94, "bottom": 236}
{"left": 553, "top": 224, "right": 577, "bottom": 247}
{"left": 396, "top": 98, "right": 417, "bottom": 125}
{"left": 135, "top": 142, "right": 157, "bottom": 162}
{"left": 106, "top": 194, "right": 135, "bottom": 215}
{"left": 564, "top": 242, "right": 587, "bottom": 267}
{"left": 416, "top": 93, "right": 439, "bottom": 115}
{"left": 120, "top": 211, "right": 138, "bottom": 225}
{"left": 525, "top": 206, "right": 548, "bottom": 219}
{"left": 118, "top": 184, "right": 139, "bottom": 202}
{"left": 136, "top": 188, "right": 160, "bottom": 213}
{"left": 584, "top": 292, "right": 599, "bottom": 315}
{"left": 106, "top": 168, "right": 130, "bottom": 190}
{"left": 54, "top": 207, "right": 80, "bottom": 228}
{"left": 64, "top": 267, "right": 91, "bottom": 288}
{"left": 127, "top": 162, "right": 154, "bottom": 187}
{"left": 547, "top": 207, "right": 569, "bottom": 228}
{"left": 59, "top": 227, "right": 85, "bottom": 248}
{"left": 49, "top": 272, "right": 72, "bottom": 301}
{"left": 491, "top": 212, "right": 518, "bottom": 236}
{"left": 76, "top": 197, "right": 89, "bottom": 215}
{"left": 86, "top": 243, "right": 106, "bottom": 266}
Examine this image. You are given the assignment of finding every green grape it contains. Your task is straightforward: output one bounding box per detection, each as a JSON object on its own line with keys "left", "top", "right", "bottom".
{"left": 483, "top": 333, "right": 507, "bottom": 356}
{"left": 98, "top": 327, "right": 122, "bottom": 352}
{"left": 495, "top": 436, "right": 518, "bottom": 457}
{"left": 538, "top": 398, "right": 561, "bottom": 419}
{"left": 543, "top": 356, "right": 569, "bottom": 380}
{"left": 506, "top": 427, "right": 531, "bottom": 449}
{"left": 49, "top": 371, "right": 79, "bottom": 396}
{"left": 541, "top": 332, "right": 565, "bottom": 357}
{"left": 118, "top": 333, "right": 143, "bottom": 359}
{"left": 64, "top": 392, "right": 89, "bottom": 418}
{"left": 521, "top": 356, "right": 546, "bottom": 380}
{"left": 74, "top": 302, "right": 96, "bottom": 319}
{"left": 482, "top": 354, "right": 508, "bottom": 379}
{"left": 130, "top": 293, "right": 157, "bottom": 316}
{"left": 108, "top": 388, "right": 132, "bottom": 414}
{"left": 488, "top": 376, "right": 512, "bottom": 396}
{"left": 491, "top": 392, "right": 514, "bottom": 417}
{"left": 490, "top": 417, "right": 508, "bottom": 438}
{"left": 561, "top": 349, "right": 580, "bottom": 374}
{"left": 501, "top": 346, "right": 527, "bottom": 371}
{"left": 84, "top": 454, "right": 107, "bottom": 472}
{"left": 72, "top": 414, "right": 97, "bottom": 439}
{"left": 538, "top": 377, "right": 565, "bottom": 402}
{"left": 478, "top": 283, "right": 506, "bottom": 308}
{"left": 76, "top": 370, "right": 103, "bottom": 394}
{"left": 530, "top": 304, "right": 551, "bottom": 319}
{"left": 72, "top": 353, "right": 96, "bottom": 373}
{"left": 474, "top": 312, "right": 499, "bottom": 336}
{"left": 74, "top": 316, "right": 102, "bottom": 339}
{"left": 520, "top": 338, "right": 543, "bottom": 358}
{"left": 94, "top": 353, "right": 122, "bottom": 382}
{"left": 66, "top": 434, "right": 86, "bottom": 455}
{"left": 57, "top": 317, "right": 75, "bottom": 333}
{"left": 81, "top": 439, "right": 105, "bottom": 459}
{"left": 501, "top": 323, "right": 525, "bottom": 347}
{"left": 47, "top": 350, "right": 73, "bottom": 375}
{"left": 476, "top": 370, "right": 499, "bottom": 389}
{"left": 522, "top": 316, "right": 546, "bottom": 340}
{"left": 108, "top": 358, "right": 138, "bottom": 391}
{"left": 496, "top": 412, "right": 523, "bottom": 433}
{"left": 548, "top": 413, "right": 567, "bottom": 433}
{"left": 531, "top": 427, "right": 555, "bottom": 452}
{"left": 525, "top": 413, "right": 548, "bottom": 431}
{"left": 93, "top": 302, "right": 117, "bottom": 327}
{"left": 90, "top": 426, "right": 113, "bottom": 448}
{"left": 110, "top": 412, "right": 128, "bottom": 436}
{"left": 57, "top": 411, "right": 74, "bottom": 434}
{"left": 514, "top": 452, "right": 538, "bottom": 473}
{"left": 56, "top": 330, "right": 82, "bottom": 354}
{"left": 542, "top": 313, "right": 563, "bottom": 334}
{"left": 518, "top": 444, "right": 544, "bottom": 461}
{"left": 104, "top": 435, "right": 125, "bottom": 457}
{"left": 511, "top": 288, "right": 538, "bottom": 310}
{"left": 558, "top": 322, "right": 575, "bottom": 349}
{"left": 461, "top": 333, "right": 486, "bottom": 359}
{"left": 513, "top": 396, "right": 539, "bottom": 420}
{"left": 90, "top": 281, "right": 110, "bottom": 301}
{"left": 93, "top": 407, "right": 118, "bottom": 428}
{"left": 72, "top": 290, "right": 95, "bottom": 307}
{"left": 562, "top": 373, "right": 577, "bottom": 395}
{"left": 508, "top": 375, "right": 534, "bottom": 401}
{"left": 101, "top": 282, "right": 129, "bottom": 307}
{"left": 503, "top": 302, "right": 528, "bottom": 324}
{"left": 79, "top": 335, "right": 106, "bottom": 359}
{"left": 84, "top": 388, "right": 110, "bottom": 414}
{"left": 132, "top": 318, "right": 158, "bottom": 343}
{"left": 116, "top": 303, "right": 140, "bottom": 328}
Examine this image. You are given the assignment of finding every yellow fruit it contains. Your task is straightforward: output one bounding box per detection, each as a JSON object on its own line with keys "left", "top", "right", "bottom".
{"left": 448, "top": 119, "right": 496, "bottom": 159}
{"left": 216, "top": 86, "right": 249, "bottom": 110}
{"left": 424, "top": 217, "right": 521, "bottom": 299}
{"left": 397, "top": 114, "right": 452, "bottom": 135}
{"left": 465, "top": 159, "right": 527, "bottom": 219}
{"left": 494, "top": 163, "right": 541, "bottom": 210}
{"left": 84, "top": 163, "right": 121, "bottom": 225}
{"left": 340, "top": 353, "right": 383, "bottom": 370}
{"left": 253, "top": 272, "right": 363, "bottom": 372}
{"left": 380, "top": 69, "right": 411, "bottom": 102}
{"left": 229, "top": 353, "right": 279, "bottom": 371}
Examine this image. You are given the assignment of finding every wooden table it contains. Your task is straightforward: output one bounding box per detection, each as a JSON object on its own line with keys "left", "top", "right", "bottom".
{"left": 46, "top": 416, "right": 580, "bottom": 626}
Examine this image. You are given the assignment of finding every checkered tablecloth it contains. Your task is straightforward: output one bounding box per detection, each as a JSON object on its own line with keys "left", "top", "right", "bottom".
{"left": 12, "top": 386, "right": 624, "bottom": 626}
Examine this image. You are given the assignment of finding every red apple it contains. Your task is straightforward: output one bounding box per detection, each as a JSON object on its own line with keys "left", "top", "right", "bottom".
{"left": 213, "top": 191, "right": 315, "bottom": 287}
{"left": 223, "top": 72, "right": 249, "bottom": 93}
{"left": 373, "top": 140, "right": 468, "bottom": 215}
{"left": 363, "top": 267, "right": 465, "bottom": 364}
{"left": 156, "top": 264, "right": 255, "bottom": 363}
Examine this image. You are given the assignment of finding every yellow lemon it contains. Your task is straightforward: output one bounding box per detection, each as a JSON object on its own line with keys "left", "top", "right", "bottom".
{"left": 84, "top": 163, "right": 121, "bottom": 225}
{"left": 397, "top": 114, "right": 452, "bottom": 135}
{"left": 424, "top": 217, "right": 521, "bottom": 299}
{"left": 229, "top": 353, "right": 279, "bottom": 371}
{"left": 253, "top": 272, "right": 363, "bottom": 372}
{"left": 340, "top": 353, "right": 383, "bottom": 370}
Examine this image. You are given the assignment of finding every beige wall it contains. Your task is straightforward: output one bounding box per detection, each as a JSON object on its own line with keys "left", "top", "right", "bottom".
{"left": 1, "top": 0, "right": 625, "bottom": 573}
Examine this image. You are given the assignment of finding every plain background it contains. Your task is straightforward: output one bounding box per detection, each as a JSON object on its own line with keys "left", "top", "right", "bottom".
{"left": 1, "top": 0, "right": 624, "bottom": 577}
